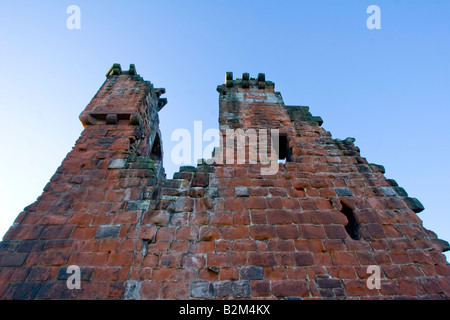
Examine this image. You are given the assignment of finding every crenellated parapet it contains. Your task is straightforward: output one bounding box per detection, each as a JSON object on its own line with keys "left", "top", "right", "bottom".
{"left": 217, "top": 72, "right": 275, "bottom": 95}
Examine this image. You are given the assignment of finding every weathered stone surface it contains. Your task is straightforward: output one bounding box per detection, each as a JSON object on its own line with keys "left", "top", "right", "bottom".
{"left": 126, "top": 200, "right": 150, "bottom": 211}
{"left": 205, "top": 186, "right": 219, "bottom": 198}
{"left": 369, "top": 163, "right": 385, "bottom": 174}
{"left": 315, "top": 276, "right": 342, "bottom": 289}
{"left": 240, "top": 266, "right": 264, "bottom": 280}
{"left": 235, "top": 187, "right": 250, "bottom": 197}
{"left": 0, "top": 67, "right": 448, "bottom": 301}
{"left": 124, "top": 280, "right": 141, "bottom": 300}
{"left": 432, "top": 239, "right": 450, "bottom": 252}
{"left": 404, "top": 197, "right": 425, "bottom": 213}
{"left": 212, "top": 281, "right": 233, "bottom": 298}
{"left": 190, "top": 281, "right": 212, "bottom": 298}
{"left": 108, "top": 158, "right": 127, "bottom": 169}
{"left": 137, "top": 225, "right": 157, "bottom": 241}
{"left": 95, "top": 225, "right": 121, "bottom": 239}
{"left": 334, "top": 187, "right": 353, "bottom": 197}
{"left": 0, "top": 253, "right": 27, "bottom": 267}
{"left": 211, "top": 280, "right": 251, "bottom": 298}
{"left": 231, "top": 280, "right": 251, "bottom": 297}
{"left": 380, "top": 187, "right": 397, "bottom": 196}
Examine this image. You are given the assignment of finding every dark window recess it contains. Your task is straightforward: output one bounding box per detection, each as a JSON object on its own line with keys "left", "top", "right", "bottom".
{"left": 276, "top": 135, "right": 292, "bottom": 162}
{"left": 150, "top": 134, "right": 162, "bottom": 159}
{"left": 340, "top": 202, "right": 360, "bottom": 240}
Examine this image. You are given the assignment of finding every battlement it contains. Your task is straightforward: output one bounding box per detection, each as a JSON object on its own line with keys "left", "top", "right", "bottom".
{"left": 106, "top": 63, "right": 139, "bottom": 78}
{"left": 217, "top": 72, "right": 275, "bottom": 95}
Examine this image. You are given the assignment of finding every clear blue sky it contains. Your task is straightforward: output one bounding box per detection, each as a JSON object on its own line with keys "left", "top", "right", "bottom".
{"left": 0, "top": 1, "right": 448, "bottom": 260}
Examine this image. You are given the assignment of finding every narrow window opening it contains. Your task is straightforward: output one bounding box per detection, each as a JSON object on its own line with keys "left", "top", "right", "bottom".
{"left": 277, "top": 135, "right": 292, "bottom": 163}
{"left": 340, "top": 201, "right": 360, "bottom": 240}
{"left": 150, "top": 134, "right": 162, "bottom": 160}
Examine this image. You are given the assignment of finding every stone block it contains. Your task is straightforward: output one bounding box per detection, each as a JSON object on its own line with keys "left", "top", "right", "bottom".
{"left": 380, "top": 187, "right": 397, "bottom": 196}
{"left": 0, "top": 253, "right": 28, "bottom": 267}
{"left": 235, "top": 187, "right": 250, "bottom": 197}
{"left": 369, "top": 163, "right": 385, "bottom": 174}
{"left": 137, "top": 225, "right": 157, "bottom": 241}
{"left": 180, "top": 166, "right": 196, "bottom": 172}
{"left": 95, "top": 225, "right": 121, "bottom": 239}
{"left": 231, "top": 280, "right": 251, "bottom": 297}
{"left": 205, "top": 186, "right": 219, "bottom": 198}
{"left": 404, "top": 197, "right": 425, "bottom": 213}
{"left": 190, "top": 281, "right": 212, "bottom": 299}
{"left": 334, "top": 187, "right": 353, "bottom": 197}
{"left": 240, "top": 266, "right": 264, "bottom": 280}
{"left": 105, "top": 114, "right": 118, "bottom": 124}
{"left": 108, "top": 158, "right": 127, "bottom": 169}
{"left": 124, "top": 280, "right": 141, "bottom": 300}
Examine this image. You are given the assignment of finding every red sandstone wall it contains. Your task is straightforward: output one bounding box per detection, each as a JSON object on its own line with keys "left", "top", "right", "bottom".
{"left": 0, "top": 68, "right": 448, "bottom": 299}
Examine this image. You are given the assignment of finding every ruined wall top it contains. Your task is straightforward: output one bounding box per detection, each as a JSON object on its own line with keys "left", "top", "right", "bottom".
{"left": 79, "top": 63, "right": 167, "bottom": 127}
{"left": 217, "top": 72, "right": 275, "bottom": 95}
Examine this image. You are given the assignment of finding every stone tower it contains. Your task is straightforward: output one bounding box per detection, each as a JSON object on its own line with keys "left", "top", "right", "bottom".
{"left": 0, "top": 65, "right": 449, "bottom": 299}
